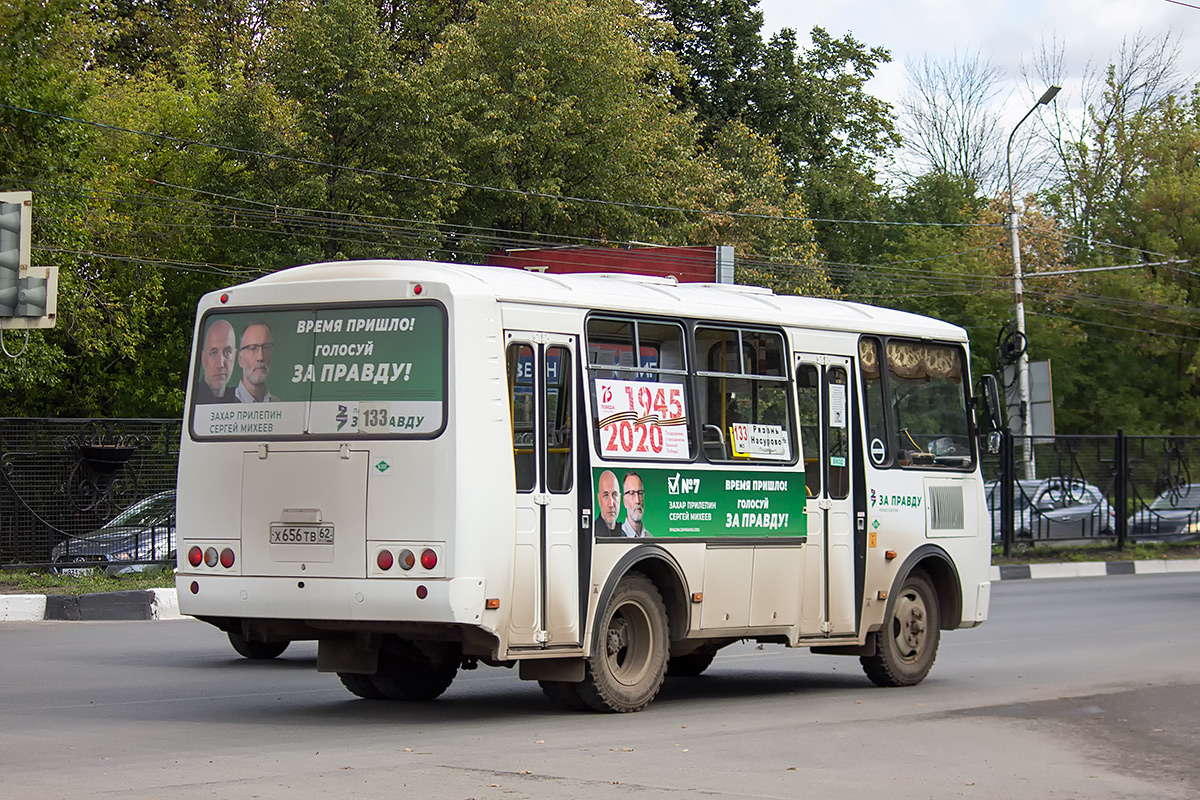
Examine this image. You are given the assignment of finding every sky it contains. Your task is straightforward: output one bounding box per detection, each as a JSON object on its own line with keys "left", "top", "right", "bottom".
{"left": 759, "top": 0, "right": 1200, "bottom": 150}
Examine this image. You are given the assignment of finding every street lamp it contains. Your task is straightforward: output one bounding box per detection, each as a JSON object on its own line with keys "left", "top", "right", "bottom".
{"left": 1006, "top": 85, "right": 1060, "bottom": 481}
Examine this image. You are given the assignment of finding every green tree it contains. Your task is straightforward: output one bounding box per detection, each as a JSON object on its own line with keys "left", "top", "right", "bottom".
{"left": 261, "top": 0, "right": 455, "bottom": 261}
{"left": 417, "top": 0, "right": 710, "bottom": 250}
{"left": 686, "top": 121, "right": 826, "bottom": 294}
{"left": 651, "top": 0, "right": 765, "bottom": 132}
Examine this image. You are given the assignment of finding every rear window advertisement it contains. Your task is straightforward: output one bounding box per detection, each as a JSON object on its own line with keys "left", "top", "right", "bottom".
{"left": 191, "top": 305, "right": 445, "bottom": 438}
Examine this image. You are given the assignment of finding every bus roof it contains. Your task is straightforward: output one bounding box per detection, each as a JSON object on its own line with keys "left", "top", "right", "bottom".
{"left": 240, "top": 259, "right": 968, "bottom": 342}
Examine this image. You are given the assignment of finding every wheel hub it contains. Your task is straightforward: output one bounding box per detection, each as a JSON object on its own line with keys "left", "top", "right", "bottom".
{"left": 894, "top": 593, "right": 927, "bottom": 656}
{"left": 607, "top": 618, "right": 629, "bottom": 656}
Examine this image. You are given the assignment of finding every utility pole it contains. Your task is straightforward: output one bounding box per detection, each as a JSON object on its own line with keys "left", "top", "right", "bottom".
{"left": 1005, "top": 86, "right": 1059, "bottom": 481}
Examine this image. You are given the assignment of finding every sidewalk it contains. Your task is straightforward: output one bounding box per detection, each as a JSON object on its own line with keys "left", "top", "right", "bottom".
{"left": 4, "top": 558, "right": 1199, "bottom": 622}
{"left": 0, "top": 588, "right": 183, "bottom": 622}
{"left": 991, "top": 557, "right": 1200, "bottom": 582}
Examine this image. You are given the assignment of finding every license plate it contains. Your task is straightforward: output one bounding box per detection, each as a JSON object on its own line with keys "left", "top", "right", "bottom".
{"left": 62, "top": 567, "right": 96, "bottom": 577}
{"left": 269, "top": 524, "right": 335, "bottom": 545}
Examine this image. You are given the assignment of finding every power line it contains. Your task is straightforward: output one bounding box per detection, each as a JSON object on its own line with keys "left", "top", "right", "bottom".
{"left": 2, "top": 103, "right": 1002, "bottom": 229}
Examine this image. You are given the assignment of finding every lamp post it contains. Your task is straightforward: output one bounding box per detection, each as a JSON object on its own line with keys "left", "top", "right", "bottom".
{"left": 1006, "top": 85, "right": 1060, "bottom": 481}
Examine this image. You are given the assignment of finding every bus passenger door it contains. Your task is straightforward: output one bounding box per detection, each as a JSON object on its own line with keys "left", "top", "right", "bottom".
{"left": 795, "top": 354, "right": 856, "bottom": 637}
{"left": 505, "top": 333, "right": 581, "bottom": 650}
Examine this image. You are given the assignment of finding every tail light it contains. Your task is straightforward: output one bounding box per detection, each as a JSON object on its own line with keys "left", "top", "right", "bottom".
{"left": 420, "top": 548, "right": 438, "bottom": 570}
{"left": 398, "top": 549, "right": 416, "bottom": 570}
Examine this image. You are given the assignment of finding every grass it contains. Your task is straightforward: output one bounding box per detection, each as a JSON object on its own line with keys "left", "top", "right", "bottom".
{"left": 0, "top": 568, "right": 174, "bottom": 596}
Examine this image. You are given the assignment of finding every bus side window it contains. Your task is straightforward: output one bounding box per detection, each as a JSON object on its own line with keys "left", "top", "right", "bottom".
{"left": 860, "top": 337, "right": 889, "bottom": 467}
{"left": 507, "top": 343, "right": 536, "bottom": 492}
{"left": 795, "top": 363, "right": 821, "bottom": 497}
{"left": 695, "top": 326, "right": 794, "bottom": 463}
{"left": 826, "top": 366, "right": 849, "bottom": 498}
{"left": 586, "top": 316, "right": 692, "bottom": 461}
{"left": 545, "top": 346, "right": 572, "bottom": 493}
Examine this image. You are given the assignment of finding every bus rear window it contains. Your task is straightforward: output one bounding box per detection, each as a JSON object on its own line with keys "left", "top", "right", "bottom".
{"left": 190, "top": 304, "right": 446, "bottom": 439}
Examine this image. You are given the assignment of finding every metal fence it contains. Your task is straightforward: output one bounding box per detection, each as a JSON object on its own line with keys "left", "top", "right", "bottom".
{"left": 3, "top": 419, "right": 1197, "bottom": 569}
{"left": 0, "top": 418, "right": 181, "bottom": 571}
{"left": 985, "top": 431, "right": 1200, "bottom": 554}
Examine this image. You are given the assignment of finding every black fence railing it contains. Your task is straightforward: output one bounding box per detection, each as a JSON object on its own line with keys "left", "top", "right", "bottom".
{"left": 0, "top": 418, "right": 181, "bottom": 571}
{"left": 3, "top": 419, "right": 1197, "bottom": 569}
{"left": 985, "top": 431, "right": 1200, "bottom": 555}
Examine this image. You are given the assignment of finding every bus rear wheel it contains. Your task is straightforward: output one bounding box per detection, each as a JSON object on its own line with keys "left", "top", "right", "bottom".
{"left": 860, "top": 571, "right": 940, "bottom": 687}
{"left": 338, "top": 672, "right": 386, "bottom": 699}
{"left": 666, "top": 652, "right": 716, "bottom": 677}
{"left": 228, "top": 631, "right": 290, "bottom": 660}
{"left": 539, "top": 680, "right": 589, "bottom": 711}
{"left": 371, "top": 639, "right": 459, "bottom": 701}
{"left": 577, "top": 573, "right": 669, "bottom": 713}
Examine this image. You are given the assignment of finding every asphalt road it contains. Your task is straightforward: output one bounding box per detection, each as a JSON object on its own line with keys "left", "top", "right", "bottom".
{"left": 3, "top": 573, "right": 1198, "bottom": 800}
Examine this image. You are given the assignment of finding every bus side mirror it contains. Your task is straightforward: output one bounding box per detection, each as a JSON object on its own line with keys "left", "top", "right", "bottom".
{"left": 974, "top": 374, "right": 1004, "bottom": 437}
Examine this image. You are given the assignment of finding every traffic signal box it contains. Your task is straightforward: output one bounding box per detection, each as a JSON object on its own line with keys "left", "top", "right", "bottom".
{"left": 0, "top": 191, "right": 57, "bottom": 329}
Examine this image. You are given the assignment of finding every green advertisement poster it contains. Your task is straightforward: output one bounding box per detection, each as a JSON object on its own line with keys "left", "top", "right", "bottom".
{"left": 592, "top": 466, "right": 807, "bottom": 539}
{"left": 191, "top": 304, "right": 445, "bottom": 437}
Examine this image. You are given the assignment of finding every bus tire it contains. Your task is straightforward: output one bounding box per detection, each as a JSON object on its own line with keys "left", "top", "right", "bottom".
{"left": 338, "top": 672, "right": 386, "bottom": 699}
{"left": 371, "top": 640, "right": 458, "bottom": 701}
{"left": 666, "top": 652, "right": 715, "bottom": 677}
{"left": 228, "top": 631, "right": 289, "bottom": 660}
{"left": 539, "top": 680, "right": 590, "bottom": 711}
{"left": 577, "top": 573, "right": 669, "bottom": 713}
{"left": 860, "top": 571, "right": 940, "bottom": 687}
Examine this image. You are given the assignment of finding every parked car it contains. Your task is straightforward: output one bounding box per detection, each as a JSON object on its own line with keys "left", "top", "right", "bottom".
{"left": 986, "top": 478, "right": 1116, "bottom": 543}
{"left": 1127, "top": 483, "right": 1200, "bottom": 542}
{"left": 50, "top": 491, "right": 176, "bottom": 575}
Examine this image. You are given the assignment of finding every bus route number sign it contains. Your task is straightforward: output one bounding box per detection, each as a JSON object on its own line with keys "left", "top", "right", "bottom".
{"left": 595, "top": 379, "right": 688, "bottom": 460}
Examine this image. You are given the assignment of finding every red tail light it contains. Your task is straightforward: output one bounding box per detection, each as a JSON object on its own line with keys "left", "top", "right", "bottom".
{"left": 188, "top": 546, "right": 203, "bottom": 567}
{"left": 420, "top": 549, "right": 437, "bottom": 570}
{"left": 219, "top": 548, "right": 235, "bottom": 569}
{"left": 377, "top": 549, "right": 394, "bottom": 571}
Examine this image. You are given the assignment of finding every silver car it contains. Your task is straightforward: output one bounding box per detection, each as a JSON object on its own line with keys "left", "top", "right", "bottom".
{"left": 1127, "top": 483, "right": 1200, "bottom": 542}
{"left": 50, "top": 491, "right": 176, "bottom": 575}
{"left": 987, "top": 478, "right": 1116, "bottom": 543}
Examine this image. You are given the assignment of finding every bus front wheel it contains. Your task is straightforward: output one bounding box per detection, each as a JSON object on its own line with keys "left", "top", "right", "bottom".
{"left": 860, "top": 571, "right": 940, "bottom": 687}
{"left": 577, "top": 573, "right": 669, "bottom": 713}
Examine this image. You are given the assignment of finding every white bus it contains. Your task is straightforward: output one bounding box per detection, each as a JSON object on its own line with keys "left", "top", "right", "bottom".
{"left": 177, "top": 260, "right": 1003, "bottom": 712}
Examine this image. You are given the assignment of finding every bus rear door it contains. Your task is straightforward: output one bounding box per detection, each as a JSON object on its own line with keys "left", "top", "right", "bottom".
{"left": 505, "top": 333, "right": 581, "bottom": 650}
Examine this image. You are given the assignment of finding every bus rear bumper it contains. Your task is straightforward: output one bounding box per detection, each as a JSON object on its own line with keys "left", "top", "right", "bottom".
{"left": 176, "top": 574, "right": 487, "bottom": 626}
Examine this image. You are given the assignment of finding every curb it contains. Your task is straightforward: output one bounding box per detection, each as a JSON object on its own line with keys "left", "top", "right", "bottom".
{"left": 0, "top": 588, "right": 183, "bottom": 622}
{"left": 3, "top": 560, "right": 1200, "bottom": 622}
{"left": 989, "top": 558, "right": 1200, "bottom": 582}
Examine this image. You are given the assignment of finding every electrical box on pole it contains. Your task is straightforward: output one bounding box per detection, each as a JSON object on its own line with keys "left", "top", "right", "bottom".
{"left": 0, "top": 191, "right": 57, "bottom": 329}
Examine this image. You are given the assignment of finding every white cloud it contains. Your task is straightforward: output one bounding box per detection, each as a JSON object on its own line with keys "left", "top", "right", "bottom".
{"left": 758, "top": 0, "right": 1200, "bottom": 108}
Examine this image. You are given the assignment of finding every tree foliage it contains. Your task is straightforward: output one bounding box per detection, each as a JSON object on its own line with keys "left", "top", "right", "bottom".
{"left": 2, "top": 0, "right": 1199, "bottom": 437}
